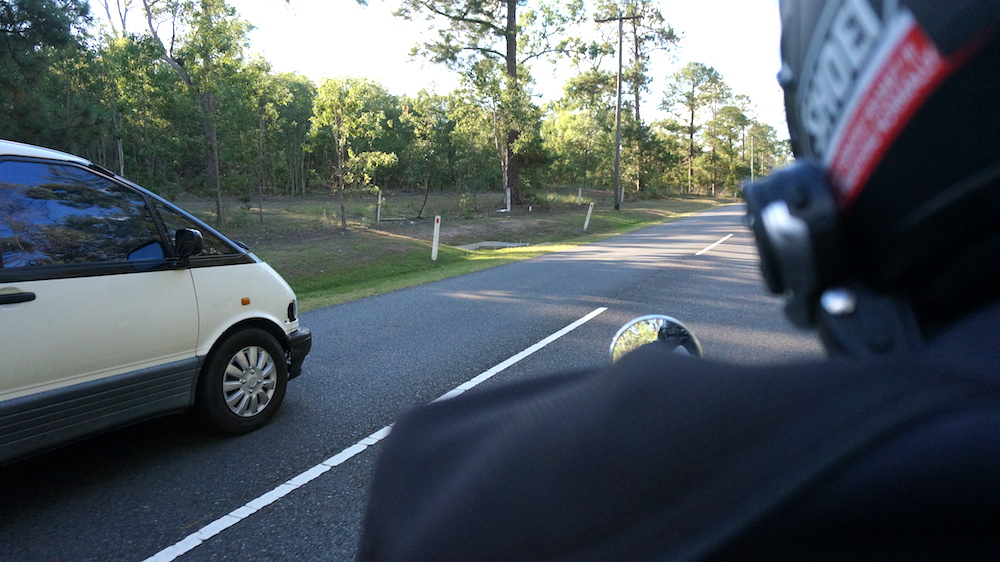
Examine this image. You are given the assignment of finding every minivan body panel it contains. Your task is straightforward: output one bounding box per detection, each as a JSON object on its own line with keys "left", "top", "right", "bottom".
{"left": 190, "top": 261, "right": 300, "bottom": 357}
{"left": 0, "top": 269, "right": 199, "bottom": 401}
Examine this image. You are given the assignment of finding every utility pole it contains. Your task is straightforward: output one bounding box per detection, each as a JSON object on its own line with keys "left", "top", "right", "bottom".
{"left": 596, "top": 13, "right": 639, "bottom": 211}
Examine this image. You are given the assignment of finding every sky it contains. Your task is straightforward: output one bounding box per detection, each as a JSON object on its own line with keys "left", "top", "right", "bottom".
{"left": 123, "top": 0, "right": 788, "bottom": 134}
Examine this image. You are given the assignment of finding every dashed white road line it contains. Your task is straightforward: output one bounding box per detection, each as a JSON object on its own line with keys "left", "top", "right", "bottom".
{"left": 435, "top": 306, "right": 608, "bottom": 401}
{"left": 696, "top": 233, "right": 734, "bottom": 255}
{"left": 142, "top": 306, "right": 608, "bottom": 562}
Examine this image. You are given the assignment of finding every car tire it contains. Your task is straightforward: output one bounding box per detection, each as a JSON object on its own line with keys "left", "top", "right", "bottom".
{"left": 196, "top": 328, "right": 288, "bottom": 434}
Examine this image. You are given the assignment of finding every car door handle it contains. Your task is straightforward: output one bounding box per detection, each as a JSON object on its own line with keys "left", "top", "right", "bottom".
{"left": 0, "top": 292, "right": 36, "bottom": 305}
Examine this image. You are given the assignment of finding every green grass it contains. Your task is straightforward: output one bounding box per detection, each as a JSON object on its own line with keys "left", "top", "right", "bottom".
{"left": 276, "top": 242, "right": 600, "bottom": 311}
{"left": 178, "top": 190, "right": 736, "bottom": 312}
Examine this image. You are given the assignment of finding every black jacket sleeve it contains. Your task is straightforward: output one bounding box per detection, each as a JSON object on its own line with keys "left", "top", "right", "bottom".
{"left": 358, "top": 313, "right": 1000, "bottom": 561}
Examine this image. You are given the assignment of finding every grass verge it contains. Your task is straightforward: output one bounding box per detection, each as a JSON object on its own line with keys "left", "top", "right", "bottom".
{"left": 186, "top": 191, "right": 736, "bottom": 312}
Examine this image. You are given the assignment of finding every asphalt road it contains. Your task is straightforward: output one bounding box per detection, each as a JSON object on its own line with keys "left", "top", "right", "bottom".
{"left": 0, "top": 204, "right": 823, "bottom": 561}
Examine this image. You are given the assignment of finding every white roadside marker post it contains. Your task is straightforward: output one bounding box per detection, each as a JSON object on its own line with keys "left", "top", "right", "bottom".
{"left": 583, "top": 202, "right": 595, "bottom": 231}
{"left": 431, "top": 215, "right": 441, "bottom": 261}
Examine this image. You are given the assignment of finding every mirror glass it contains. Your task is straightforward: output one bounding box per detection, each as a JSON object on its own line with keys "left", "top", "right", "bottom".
{"left": 610, "top": 315, "right": 703, "bottom": 363}
{"left": 175, "top": 228, "right": 203, "bottom": 258}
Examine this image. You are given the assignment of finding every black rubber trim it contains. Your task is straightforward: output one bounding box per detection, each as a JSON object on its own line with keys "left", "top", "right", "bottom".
{"left": 0, "top": 358, "right": 202, "bottom": 465}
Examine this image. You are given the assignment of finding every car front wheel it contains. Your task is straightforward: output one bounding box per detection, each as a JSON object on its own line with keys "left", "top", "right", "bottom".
{"left": 196, "top": 328, "right": 288, "bottom": 434}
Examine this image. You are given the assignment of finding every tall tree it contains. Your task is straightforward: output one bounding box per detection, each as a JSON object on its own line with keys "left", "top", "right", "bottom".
{"left": 595, "top": 0, "right": 678, "bottom": 194}
{"left": 703, "top": 104, "right": 750, "bottom": 195}
{"left": 0, "top": 0, "right": 90, "bottom": 77}
{"left": 93, "top": 31, "right": 199, "bottom": 191}
{"left": 446, "top": 81, "right": 503, "bottom": 196}
{"left": 650, "top": 117, "right": 691, "bottom": 190}
{"left": 272, "top": 72, "right": 316, "bottom": 196}
{"left": 399, "top": 90, "right": 456, "bottom": 218}
{"left": 746, "top": 121, "right": 789, "bottom": 181}
{"left": 139, "top": 0, "right": 252, "bottom": 224}
{"left": 394, "top": 0, "right": 584, "bottom": 205}
{"left": 310, "top": 77, "right": 398, "bottom": 229}
{"left": 661, "top": 62, "right": 728, "bottom": 193}
{"left": 222, "top": 57, "right": 285, "bottom": 221}
{"left": 0, "top": 0, "right": 93, "bottom": 146}
{"left": 543, "top": 68, "right": 617, "bottom": 188}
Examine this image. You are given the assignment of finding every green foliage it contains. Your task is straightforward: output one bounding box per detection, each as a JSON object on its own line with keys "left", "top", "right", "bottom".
{"left": 264, "top": 72, "right": 317, "bottom": 196}
{"left": 0, "top": 0, "right": 97, "bottom": 148}
{"left": 5, "top": 0, "right": 789, "bottom": 217}
{"left": 309, "top": 77, "right": 400, "bottom": 228}
{"left": 395, "top": 0, "right": 584, "bottom": 73}
{"left": 662, "top": 62, "right": 732, "bottom": 194}
{"left": 396, "top": 90, "right": 459, "bottom": 217}
{"left": 594, "top": 0, "right": 679, "bottom": 119}
{"left": 394, "top": 0, "right": 587, "bottom": 205}
{"left": 541, "top": 105, "right": 613, "bottom": 188}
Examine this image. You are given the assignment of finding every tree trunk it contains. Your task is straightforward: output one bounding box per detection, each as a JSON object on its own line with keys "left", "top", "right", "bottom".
{"left": 300, "top": 153, "right": 306, "bottom": 195}
{"left": 417, "top": 162, "right": 434, "bottom": 219}
{"left": 687, "top": 104, "right": 695, "bottom": 195}
{"left": 339, "top": 184, "right": 347, "bottom": 229}
{"left": 203, "top": 92, "right": 223, "bottom": 225}
{"left": 504, "top": 0, "right": 525, "bottom": 206}
{"left": 336, "top": 143, "right": 348, "bottom": 230}
{"left": 632, "top": 33, "right": 644, "bottom": 195}
{"left": 257, "top": 108, "right": 266, "bottom": 223}
{"left": 141, "top": 0, "right": 224, "bottom": 224}
{"left": 711, "top": 145, "right": 717, "bottom": 196}
{"left": 116, "top": 137, "right": 124, "bottom": 177}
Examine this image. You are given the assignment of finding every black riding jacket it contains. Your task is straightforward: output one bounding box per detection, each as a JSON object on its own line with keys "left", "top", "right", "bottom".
{"left": 359, "top": 302, "right": 1000, "bottom": 561}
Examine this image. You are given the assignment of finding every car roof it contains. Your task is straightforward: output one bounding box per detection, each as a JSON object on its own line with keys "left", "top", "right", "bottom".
{"left": 0, "top": 139, "right": 90, "bottom": 165}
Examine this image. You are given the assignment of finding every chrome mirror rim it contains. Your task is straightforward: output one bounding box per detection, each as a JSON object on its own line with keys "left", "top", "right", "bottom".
{"left": 610, "top": 314, "right": 703, "bottom": 363}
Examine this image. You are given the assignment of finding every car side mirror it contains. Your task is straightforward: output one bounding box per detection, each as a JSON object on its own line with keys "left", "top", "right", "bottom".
{"left": 175, "top": 228, "right": 204, "bottom": 258}
{"left": 610, "top": 315, "right": 703, "bottom": 363}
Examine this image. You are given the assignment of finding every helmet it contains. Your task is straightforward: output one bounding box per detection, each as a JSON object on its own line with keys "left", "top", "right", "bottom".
{"left": 745, "top": 0, "right": 1000, "bottom": 352}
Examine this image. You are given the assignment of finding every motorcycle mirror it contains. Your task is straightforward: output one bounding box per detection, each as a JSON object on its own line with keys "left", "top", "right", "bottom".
{"left": 610, "top": 315, "right": 703, "bottom": 363}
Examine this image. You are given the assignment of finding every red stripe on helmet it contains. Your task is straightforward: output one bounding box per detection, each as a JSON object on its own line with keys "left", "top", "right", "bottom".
{"left": 828, "top": 21, "right": 952, "bottom": 208}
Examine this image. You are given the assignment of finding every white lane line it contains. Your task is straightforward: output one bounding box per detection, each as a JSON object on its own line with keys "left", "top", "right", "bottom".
{"left": 435, "top": 306, "right": 608, "bottom": 401}
{"left": 695, "top": 233, "right": 734, "bottom": 256}
{"left": 142, "top": 307, "right": 608, "bottom": 562}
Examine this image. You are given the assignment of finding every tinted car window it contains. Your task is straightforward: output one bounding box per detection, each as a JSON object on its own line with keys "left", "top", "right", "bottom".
{"left": 151, "top": 200, "right": 239, "bottom": 256}
{"left": 0, "top": 161, "right": 162, "bottom": 268}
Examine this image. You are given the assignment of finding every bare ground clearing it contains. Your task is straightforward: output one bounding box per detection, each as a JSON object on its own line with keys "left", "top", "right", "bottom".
{"left": 173, "top": 188, "right": 726, "bottom": 252}
{"left": 167, "top": 189, "right": 733, "bottom": 307}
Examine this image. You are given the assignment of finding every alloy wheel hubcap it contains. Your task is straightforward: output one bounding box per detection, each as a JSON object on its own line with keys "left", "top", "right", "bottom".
{"left": 222, "top": 345, "right": 277, "bottom": 417}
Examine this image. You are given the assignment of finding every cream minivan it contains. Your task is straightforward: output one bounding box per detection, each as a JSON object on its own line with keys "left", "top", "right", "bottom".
{"left": 0, "top": 140, "right": 312, "bottom": 464}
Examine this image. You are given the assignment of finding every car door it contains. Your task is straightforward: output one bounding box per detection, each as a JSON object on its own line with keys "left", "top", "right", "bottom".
{"left": 0, "top": 158, "right": 199, "bottom": 401}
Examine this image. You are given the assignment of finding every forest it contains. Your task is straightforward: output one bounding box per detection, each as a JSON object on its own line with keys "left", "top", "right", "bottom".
{"left": 1, "top": 0, "right": 791, "bottom": 225}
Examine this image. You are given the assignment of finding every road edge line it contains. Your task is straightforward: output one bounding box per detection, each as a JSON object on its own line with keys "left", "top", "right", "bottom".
{"left": 141, "top": 306, "right": 608, "bottom": 562}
